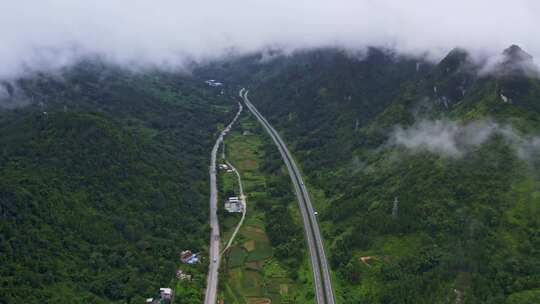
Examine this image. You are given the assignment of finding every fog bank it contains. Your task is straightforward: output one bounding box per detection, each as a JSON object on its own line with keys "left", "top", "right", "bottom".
{"left": 1, "top": 0, "right": 539, "bottom": 79}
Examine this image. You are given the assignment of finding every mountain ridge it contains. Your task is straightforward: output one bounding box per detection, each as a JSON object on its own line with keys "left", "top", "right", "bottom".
{"left": 201, "top": 44, "right": 540, "bottom": 304}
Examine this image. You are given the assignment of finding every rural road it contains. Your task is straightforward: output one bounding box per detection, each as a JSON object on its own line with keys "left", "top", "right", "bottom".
{"left": 241, "top": 88, "right": 335, "bottom": 304}
{"left": 221, "top": 160, "right": 247, "bottom": 254}
{"left": 204, "top": 101, "right": 243, "bottom": 304}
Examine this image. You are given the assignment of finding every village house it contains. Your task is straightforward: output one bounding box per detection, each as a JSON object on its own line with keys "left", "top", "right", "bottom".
{"left": 145, "top": 286, "right": 174, "bottom": 304}
{"left": 180, "top": 250, "right": 200, "bottom": 264}
{"left": 160, "top": 288, "right": 173, "bottom": 302}
{"left": 225, "top": 196, "right": 243, "bottom": 213}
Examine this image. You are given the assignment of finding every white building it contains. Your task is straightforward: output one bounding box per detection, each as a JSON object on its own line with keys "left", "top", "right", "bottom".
{"left": 160, "top": 288, "right": 173, "bottom": 300}
{"left": 225, "top": 201, "right": 243, "bottom": 213}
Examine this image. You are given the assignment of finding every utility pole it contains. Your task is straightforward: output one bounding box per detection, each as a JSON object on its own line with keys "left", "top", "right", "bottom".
{"left": 392, "top": 197, "right": 399, "bottom": 219}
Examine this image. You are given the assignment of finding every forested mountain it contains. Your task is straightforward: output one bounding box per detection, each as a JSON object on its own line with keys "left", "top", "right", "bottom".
{"left": 3, "top": 44, "right": 540, "bottom": 304}
{"left": 201, "top": 46, "right": 540, "bottom": 303}
{"left": 0, "top": 63, "right": 233, "bottom": 303}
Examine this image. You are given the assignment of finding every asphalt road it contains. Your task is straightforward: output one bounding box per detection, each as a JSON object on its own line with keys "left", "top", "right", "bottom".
{"left": 241, "top": 89, "right": 335, "bottom": 304}
{"left": 204, "top": 101, "right": 243, "bottom": 304}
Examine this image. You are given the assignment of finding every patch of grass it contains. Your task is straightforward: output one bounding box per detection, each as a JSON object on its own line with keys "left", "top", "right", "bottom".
{"left": 247, "top": 241, "right": 273, "bottom": 262}
{"left": 224, "top": 281, "right": 242, "bottom": 304}
{"left": 246, "top": 261, "right": 264, "bottom": 271}
{"left": 220, "top": 167, "right": 239, "bottom": 197}
{"left": 242, "top": 270, "right": 264, "bottom": 296}
{"left": 244, "top": 212, "right": 265, "bottom": 228}
{"left": 244, "top": 240, "right": 256, "bottom": 252}
{"left": 226, "top": 268, "right": 245, "bottom": 304}
{"left": 263, "top": 258, "right": 289, "bottom": 278}
{"left": 241, "top": 226, "right": 269, "bottom": 242}
{"left": 362, "top": 233, "right": 424, "bottom": 258}
{"left": 229, "top": 246, "right": 247, "bottom": 268}
{"left": 228, "top": 133, "right": 263, "bottom": 172}
{"left": 241, "top": 159, "right": 259, "bottom": 170}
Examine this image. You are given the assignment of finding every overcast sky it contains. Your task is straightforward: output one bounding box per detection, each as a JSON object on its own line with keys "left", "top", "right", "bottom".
{"left": 1, "top": 0, "right": 539, "bottom": 79}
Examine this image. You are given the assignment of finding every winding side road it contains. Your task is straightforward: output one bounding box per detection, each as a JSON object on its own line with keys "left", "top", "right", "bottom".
{"left": 204, "top": 102, "right": 243, "bottom": 304}
{"left": 241, "top": 88, "right": 335, "bottom": 304}
{"left": 221, "top": 160, "right": 247, "bottom": 255}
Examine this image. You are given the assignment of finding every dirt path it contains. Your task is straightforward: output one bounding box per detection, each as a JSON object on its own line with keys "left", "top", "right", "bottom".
{"left": 221, "top": 159, "right": 247, "bottom": 255}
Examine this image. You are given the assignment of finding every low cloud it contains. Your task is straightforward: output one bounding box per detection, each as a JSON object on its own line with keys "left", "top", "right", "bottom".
{"left": 0, "top": 82, "right": 30, "bottom": 109}
{"left": 0, "top": 0, "right": 539, "bottom": 80}
{"left": 390, "top": 119, "right": 540, "bottom": 160}
{"left": 0, "top": 86, "right": 8, "bottom": 100}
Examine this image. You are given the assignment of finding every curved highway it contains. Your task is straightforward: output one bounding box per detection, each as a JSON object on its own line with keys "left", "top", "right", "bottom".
{"left": 204, "top": 101, "right": 243, "bottom": 304}
{"left": 240, "top": 88, "right": 335, "bottom": 304}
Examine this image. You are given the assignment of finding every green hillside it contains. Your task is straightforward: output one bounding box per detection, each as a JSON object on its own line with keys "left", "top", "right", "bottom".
{"left": 0, "top": 64, "right": 233, "bottom": 303}
{"left": 203, "top": 46, "right": 540, "bottom": 303}
{"left": 3, "top": 45, "right": 540, "bottom": 304}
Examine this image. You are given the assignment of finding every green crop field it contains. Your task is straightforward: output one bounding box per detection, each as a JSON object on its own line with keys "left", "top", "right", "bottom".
{"left": 246, "top": 241, "right": 273, "bottom": 262}
{"left": 218, "top": 114, "right": 310, "bottom": 303}
{"left": 229, "top": 246, "right": 248, "bottom": 268}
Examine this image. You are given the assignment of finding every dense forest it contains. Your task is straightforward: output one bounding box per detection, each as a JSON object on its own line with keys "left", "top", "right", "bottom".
{"left": 201, "top": 46, "right": 540, "bottom": 303}
{"left": 3, "top": 44, "right": 540, "bottom": 304}
{"left": 257, "top": 125, "right": 306, "bottom": 274}
{"left": 0, "top": 63, "right": 233, "bottom": 303}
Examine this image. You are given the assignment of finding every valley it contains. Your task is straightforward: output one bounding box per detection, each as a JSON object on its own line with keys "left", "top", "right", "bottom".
{"left": 2, "top": 2, "right": 540, "bottom": 304}
{"left": 215, "top": 98, "right": 312, "bottom": 304}
{"left": 1, "top": 44, "right": 540, "bottom": 304}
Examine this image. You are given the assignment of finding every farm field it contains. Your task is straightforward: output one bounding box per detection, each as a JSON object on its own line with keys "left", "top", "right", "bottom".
{"left": 217, "top": 114, "right": 307, "bottom": 304}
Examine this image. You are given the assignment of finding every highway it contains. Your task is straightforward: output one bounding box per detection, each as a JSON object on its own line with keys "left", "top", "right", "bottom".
{"left": 241, "top": 88, "right": 335, "bottom": 304}
{"left": 204, "top": 101, "right": 243, "bottom": 304}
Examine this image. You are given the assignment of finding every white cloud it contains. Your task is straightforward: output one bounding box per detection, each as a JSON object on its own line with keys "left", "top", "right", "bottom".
{"left": 390, "top": 119, "right": 540, "bottom": 160}
{"left": 0, "top": 0, "right": 539, "bottom": 79}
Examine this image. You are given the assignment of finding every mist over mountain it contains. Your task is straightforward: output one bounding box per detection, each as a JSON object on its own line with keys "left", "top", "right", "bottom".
{"left": 1, "top": 0, "right": 539, "bottom": 80}
{"left": 2, "top": 2, "right": 540, "bottom": 304}
{"left": 390, "top": 119, "right": 540, "bottom": 159}
{"left": 212, "top": 43, "right": 540, "bottom": 304}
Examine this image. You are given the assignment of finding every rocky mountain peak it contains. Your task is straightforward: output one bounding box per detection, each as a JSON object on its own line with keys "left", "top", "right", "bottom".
{"left": 497, "top": 44, "right": 536, "bottom": 77}
{"left": 502, "top": 44, "right": 533, "bottom": 63}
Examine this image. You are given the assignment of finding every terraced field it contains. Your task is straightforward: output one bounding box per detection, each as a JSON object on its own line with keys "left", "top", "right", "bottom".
{"left": 218, "top": 115, "right": 303, "bottom": 304}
